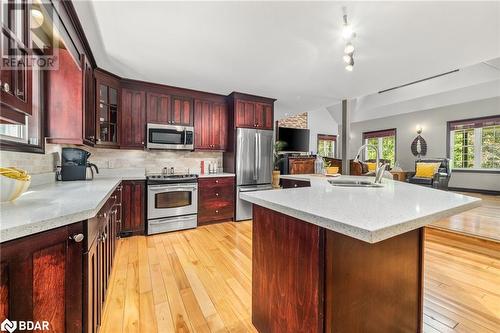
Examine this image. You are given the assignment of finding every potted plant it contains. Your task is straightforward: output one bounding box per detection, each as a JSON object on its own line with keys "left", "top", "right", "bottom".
{"left": 323, "top": 158, "right": 339, "bottom": 175}
{"left": 272, "top": 140, "right": 287, "bottom": 188}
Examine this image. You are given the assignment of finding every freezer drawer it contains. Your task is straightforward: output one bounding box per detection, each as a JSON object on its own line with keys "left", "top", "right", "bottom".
{"left": 147, "top": 214, "right": 197, "bottom": 235}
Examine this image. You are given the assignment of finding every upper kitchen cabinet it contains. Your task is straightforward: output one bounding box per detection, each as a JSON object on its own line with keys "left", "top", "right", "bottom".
{"left": 95, "top": 70, "right": 120, "bottom": 147}
{"left": 171, "top": 95, "right": 193, "bottom": 126}
{"left": 45, "top": 49, "right": 83, "bottom": 144}
{"left": 146, "top": 92, "right": 171, "bottom": 125}
{"left": 0, "top": 0, "right": 32, "bottom": 116}
{"left": 229, "top": 92, "right": 276, "bottom": 130}
{"left": 83, "top": 56, "right": 95, "bottom": 145}
{"left": 120, "top": 88, "right": 146, "bottom": 149}
{"left": 194, "top": 99, "right": 228, "bottom": 151}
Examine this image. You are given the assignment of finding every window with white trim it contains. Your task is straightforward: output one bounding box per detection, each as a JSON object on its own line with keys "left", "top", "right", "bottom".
{"left": 317, "top": 134, "right": 336, "bottom": 158}
{"left": 362, "top": 129, "right": 396, "bottom": 167}
{"left": 448, "top": 116, "right": 500, "bottom": 170}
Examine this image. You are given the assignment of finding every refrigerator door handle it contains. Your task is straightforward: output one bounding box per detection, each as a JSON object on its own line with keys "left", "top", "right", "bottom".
{"left": 253, "top": 132, "right": 259, "bottom": 180}
{"left": 258, "top": 132, "right": 262, "bottom": 179}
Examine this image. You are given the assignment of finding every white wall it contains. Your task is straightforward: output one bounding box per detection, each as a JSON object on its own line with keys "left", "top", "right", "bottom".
{"left": 308, "top": 108, "right": 339, "bottom": 154}
{"left": 349, "top": 97, "right": 500, "bottom": 191}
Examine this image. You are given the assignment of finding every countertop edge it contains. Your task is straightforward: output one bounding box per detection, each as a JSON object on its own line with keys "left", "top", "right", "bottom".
{"left": 0, "top": 179, "right": 122, "bottom": 243}
{"left": 241, "top": 191, "right": 482, "bottom": 243}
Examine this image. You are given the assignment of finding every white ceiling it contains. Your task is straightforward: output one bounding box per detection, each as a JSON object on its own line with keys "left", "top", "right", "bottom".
{"left": 74, "top": 1, "right": 500, "bottom": 119}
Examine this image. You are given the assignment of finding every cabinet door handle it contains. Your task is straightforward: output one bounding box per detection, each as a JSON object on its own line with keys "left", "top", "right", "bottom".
{"left": 69, "top": 233, "right": 85, "bottom": 243}
{"left": 215, "top": 180, "right": 219, "bottom": 183}
{"left": 215, "top": 193, "right": 219, "bottom": 197}
{"left": 215, "top": 210, "right": 219, "bottom": 214}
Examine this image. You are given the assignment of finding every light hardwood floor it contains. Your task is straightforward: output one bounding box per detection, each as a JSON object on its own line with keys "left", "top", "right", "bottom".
{"left": 431, "top": 193, "right": 500, "bottom": 242}
{"left": 100, "top": 204, "right": 500, "bottom": 332}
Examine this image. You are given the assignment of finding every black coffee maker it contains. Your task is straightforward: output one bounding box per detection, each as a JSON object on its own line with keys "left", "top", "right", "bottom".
{"left": 61, "top": 148, "right": 99, "bottom": 181}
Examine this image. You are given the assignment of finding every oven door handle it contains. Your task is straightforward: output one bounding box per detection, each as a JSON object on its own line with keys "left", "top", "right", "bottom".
{"left": 149, "top": 187, "right": 196, "bottom": 192}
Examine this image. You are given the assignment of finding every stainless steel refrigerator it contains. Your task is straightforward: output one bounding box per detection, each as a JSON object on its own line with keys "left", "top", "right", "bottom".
{"left": 235, "top": 128, "right": 274, "bottom": 221}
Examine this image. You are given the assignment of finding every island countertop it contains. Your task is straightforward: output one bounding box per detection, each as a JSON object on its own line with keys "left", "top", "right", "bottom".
{"left": 241, "top": 174, "right": 481, "bottom": 243}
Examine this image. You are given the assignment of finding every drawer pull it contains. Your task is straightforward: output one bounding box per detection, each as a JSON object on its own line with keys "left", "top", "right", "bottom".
{"left": 215, "top": 193, "right": 219, "bottom": 197}
{"left": 69, "top": 233, "right": 85, "bottom": 243}
{"left": 215, "top": 180, "right": 219, "bottom": 183}
{"left": 215, "top": 210, "right": 219, "bottom": 213}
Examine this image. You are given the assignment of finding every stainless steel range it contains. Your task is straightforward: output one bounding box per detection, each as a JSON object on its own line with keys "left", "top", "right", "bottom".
{"left": 146, "top": 173, "right": 198, "bottom": 235}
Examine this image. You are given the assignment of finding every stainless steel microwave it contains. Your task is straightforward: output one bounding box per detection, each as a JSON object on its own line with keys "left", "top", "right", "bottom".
{"left": 146, "top": 123, "right": 194, "bottom": 150}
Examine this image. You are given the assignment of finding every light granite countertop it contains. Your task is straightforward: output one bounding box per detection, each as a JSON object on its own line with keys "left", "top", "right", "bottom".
{"left": 0, "top": 168, "right": 235, "bottom": 243}
{"left": 0, "top": 178, "right": 122, "bottom": 243}
{"left": 241, "top": 174, "right": 481, "bottom": 243}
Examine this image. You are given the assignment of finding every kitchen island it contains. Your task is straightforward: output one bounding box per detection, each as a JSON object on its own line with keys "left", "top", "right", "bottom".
{"left": 241, "top": 175, "right": 481, "bottom": 333}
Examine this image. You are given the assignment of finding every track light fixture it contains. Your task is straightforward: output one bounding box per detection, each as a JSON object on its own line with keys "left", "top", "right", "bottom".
{"left": 341, "top": 9, "right": 356, "bottom": 71}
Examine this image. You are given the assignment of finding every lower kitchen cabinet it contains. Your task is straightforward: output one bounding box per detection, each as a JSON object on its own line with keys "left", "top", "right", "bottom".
{"left": 0, "top": 184, "right": 123, "bottom": 333}
{"left": 0, "top": 222, "right": 84, "bottom": 332}
{"left": 85, "top": 184, "right": 122, "bottom": 333}
{"left": 121, "top": 180, "right": 146, "bottom": 236}
{"left": 198, "top": 177, "right": 235, "bottom": 225}
{"left": 281, "top": 178, "right": 311, "bottom": 189}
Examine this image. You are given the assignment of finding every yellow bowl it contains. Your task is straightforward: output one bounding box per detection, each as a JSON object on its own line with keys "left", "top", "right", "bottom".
{"left": 326, "top": 166, "right": 339, "bottom": 174}
{"left": 0, "top": 175, "right": 31, "bottom": 202}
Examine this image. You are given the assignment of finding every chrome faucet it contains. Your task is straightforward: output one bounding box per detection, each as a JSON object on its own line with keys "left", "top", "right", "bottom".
{"left": 354, "top": 144, "right": 388, "bottom": 184}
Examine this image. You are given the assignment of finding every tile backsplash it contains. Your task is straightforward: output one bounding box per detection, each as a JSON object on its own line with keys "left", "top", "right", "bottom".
{"left": 0, "top": 144, "right": 222, "bottom": 175}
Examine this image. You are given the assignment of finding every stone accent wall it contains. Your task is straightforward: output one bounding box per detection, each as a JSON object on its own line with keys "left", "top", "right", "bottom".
{"left": 278, "top": 112, "right": 308, "bottom": 129}
{"left": 0, "top": 144, "right": 222, "bottom": 175}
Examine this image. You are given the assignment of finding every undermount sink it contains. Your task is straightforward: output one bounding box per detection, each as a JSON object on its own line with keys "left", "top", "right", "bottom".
{"left": 328, "top": 179, "right": 384, "bottom": 188}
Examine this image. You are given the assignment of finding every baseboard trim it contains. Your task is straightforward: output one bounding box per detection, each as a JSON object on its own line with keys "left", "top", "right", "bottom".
{"left": 448, "top": 187, "right": 500, "bottom": 195}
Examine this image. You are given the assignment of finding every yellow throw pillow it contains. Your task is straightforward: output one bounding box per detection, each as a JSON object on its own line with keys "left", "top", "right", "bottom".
{"left": 366, "top": 162, "right": 377, "bottom": 172}
{"left": 415, "top": 163, "right": 440, "bottom": 178}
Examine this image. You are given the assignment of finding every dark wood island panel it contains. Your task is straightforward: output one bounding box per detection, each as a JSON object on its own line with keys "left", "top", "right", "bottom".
{"left": 252, "top": 206, "right": 324, "bottom": 333}
{"left": 325, "top": 228, "right": 424, "bottom": 333}
{"left": 252, "top": 204, "right": 424, "bottom": 333}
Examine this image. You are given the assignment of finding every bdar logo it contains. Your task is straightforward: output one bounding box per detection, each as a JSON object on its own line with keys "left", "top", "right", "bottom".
{"left": 0, "top": 319, "right": 17, "bottom": 333}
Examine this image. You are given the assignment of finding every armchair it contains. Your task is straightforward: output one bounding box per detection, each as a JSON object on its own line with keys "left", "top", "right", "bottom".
{"left": 350, "top": 159, "right": 391, "bottom": 176}
{"left": 408, "top": 158, "right": 451, "bottom": 190}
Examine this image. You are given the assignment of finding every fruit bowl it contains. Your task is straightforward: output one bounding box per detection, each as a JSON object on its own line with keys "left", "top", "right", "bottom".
{"left": 0, "top": 168, "right": 31, "bottom": 202}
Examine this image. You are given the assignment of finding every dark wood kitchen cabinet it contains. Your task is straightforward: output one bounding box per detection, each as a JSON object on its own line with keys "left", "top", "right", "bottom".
{"left": 0, "top": 0, "right": 32, "bottom": 116}
{"left": 194, "top": 99, "right": 228, "bottom": 151}
{"left": 281, "top": 178, "right": 311, "bottom": 189}
{"left": 146, "top": 92, "right": 171, "bottom": 125}
{"left": 121, "top": 89, "right": 146, "bottom": 148}
{"left": 0, "top": 222, "right": 84, "bottom": 332}
{"left": 235, "top": 100, "right": 273, "bottom": 129}
{"left": 85, "top": 185, "right": 121, "bottom": 333}
{"left": 121, "top": 180, "right": 146, "bottom": 236}
{"left": 83, "top": 56, "right": 96, "bottom": 145}
{"left": 171, "top": 96, "right": 194, "bottom": 126}
{"left": 198, "top": 176, "right": 235, "bottom": 225}
{"left": 45, "top": 49, "right": 84, "bottom": 144}
{"left": 228, "top": 92, "right": 275, "bottom": 130}
{"left": 95, "top": 70, "right": 120, "bottom": 147}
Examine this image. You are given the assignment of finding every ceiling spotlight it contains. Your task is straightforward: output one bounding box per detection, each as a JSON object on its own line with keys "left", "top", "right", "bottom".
{"left": 344, "top": 42, "right": 354, "bottom": 54}
{"left": 342, "top": 14, "right": 355, "bottom": 40}
{"left": 342, "top": 25, "right": 354, "bottom": 40}
{"left": 345, "top": 56, "right": 354, "bottom": 71}
{"left": 343, "top": 54, "right": 352, "bottom": 63}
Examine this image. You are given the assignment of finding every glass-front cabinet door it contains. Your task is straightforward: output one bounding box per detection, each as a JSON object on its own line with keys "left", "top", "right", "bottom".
{"left": 94, "top": 70, "right": 120, "bottom": 146}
